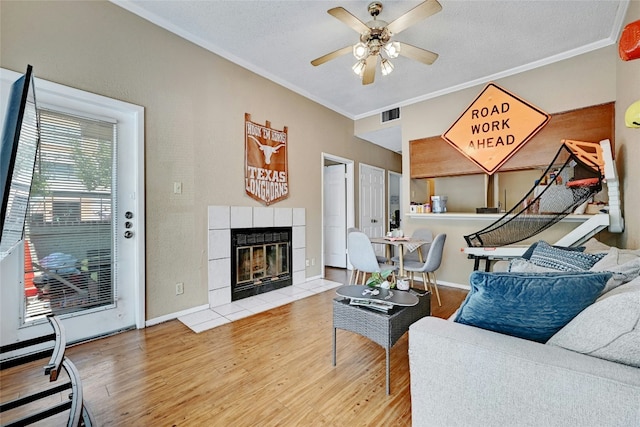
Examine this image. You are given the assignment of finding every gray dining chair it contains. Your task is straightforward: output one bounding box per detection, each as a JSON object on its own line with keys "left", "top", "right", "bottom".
{"left": 391, "top": 228, "right": 433, "bottom": 264}
{"left": 349, "top": 226, "right": 388, "bottom": 263}
{"left": 347, "top": 227, "right": 389, "bottom": 284}
{"left": 347, "top": 231, "right": 397, "bottom": 285}
{"left": 346, "top": 227, "right": 360, "bottom": 285}
{"left": 403, "top": 233, "right": 446, "bottom": 306}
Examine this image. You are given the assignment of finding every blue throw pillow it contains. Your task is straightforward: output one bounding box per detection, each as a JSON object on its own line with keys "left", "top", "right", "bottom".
{"left": 454, "top": 271, "right": 612, "bottom": 342}
{"left": 528, "top": 240, "right": 604, "bottom": 271}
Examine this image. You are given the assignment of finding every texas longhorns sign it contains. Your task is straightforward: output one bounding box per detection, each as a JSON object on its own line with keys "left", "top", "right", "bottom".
{"left": 244, "top": 113, "right": 289, "bottom": 205}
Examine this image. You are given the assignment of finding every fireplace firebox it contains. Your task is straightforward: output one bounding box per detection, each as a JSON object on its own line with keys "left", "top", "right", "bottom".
{"left": 230, "top": 227, "right": 292, "bottom": 301}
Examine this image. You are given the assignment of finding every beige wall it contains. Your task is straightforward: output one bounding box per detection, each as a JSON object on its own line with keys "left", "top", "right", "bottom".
{"left": 0, "top": 1, "right": 401, "bottom": 319}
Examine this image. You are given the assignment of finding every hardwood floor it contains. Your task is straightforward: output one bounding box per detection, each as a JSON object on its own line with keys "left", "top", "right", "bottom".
{"left": 1, "top": 268, "right": 468, "bottom": 426}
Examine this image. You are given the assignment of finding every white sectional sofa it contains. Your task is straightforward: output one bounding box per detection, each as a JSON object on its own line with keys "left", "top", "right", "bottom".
{"left": 409, "top": 241, "right": 640, "bottom": 426}
{"left": 409, "top": 315, "right": 640, "bottom": 426}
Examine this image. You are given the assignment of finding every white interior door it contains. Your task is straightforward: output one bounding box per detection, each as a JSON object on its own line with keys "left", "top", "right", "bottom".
{"left": 0, "top": 69, "right": 145, "bottom": 347}
{"left": 323, "top": 164, "right": 347, "bottom": 268}
{"left": 359, "top": 164, "right": 385, "bottom": 258}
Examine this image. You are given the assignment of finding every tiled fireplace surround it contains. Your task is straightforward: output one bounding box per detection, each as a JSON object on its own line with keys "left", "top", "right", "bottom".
{"left": 207, "top": 206, "right": 306, "bottom": 308}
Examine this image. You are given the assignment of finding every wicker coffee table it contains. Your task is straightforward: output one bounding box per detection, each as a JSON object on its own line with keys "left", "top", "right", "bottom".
{"left": 332, "top": 287, "right": 431, "bottom": 395}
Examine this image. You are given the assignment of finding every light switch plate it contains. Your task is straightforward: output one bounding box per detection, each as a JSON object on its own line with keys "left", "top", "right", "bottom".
{"left": 173, "top": 182, "right": 182, "bottom": 194}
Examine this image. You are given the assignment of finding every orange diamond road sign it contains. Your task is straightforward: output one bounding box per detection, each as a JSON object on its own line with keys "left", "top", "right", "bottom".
{"left": 442, "top": 83, "right": 550, "bottom": 175}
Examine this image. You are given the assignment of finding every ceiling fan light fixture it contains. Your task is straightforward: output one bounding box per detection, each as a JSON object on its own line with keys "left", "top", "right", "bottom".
{"left": 352, "top": 60, "right": 366, "bottom": 76}
{"left": 313, "top": 1, "right": 442, "bottom": 84}
{"left": 383, "top": 41, "right": 401, "bottom": 58}
{"left": 380, "top": 58, "right": 394, "bottom": 76}
{"left": 353, "top": 42, "right": 369, "bottom": 60}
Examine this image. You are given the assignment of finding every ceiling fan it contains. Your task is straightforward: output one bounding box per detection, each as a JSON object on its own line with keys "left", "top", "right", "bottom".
{"left": 311, "top": 0, "right": 442, "bottom": 85}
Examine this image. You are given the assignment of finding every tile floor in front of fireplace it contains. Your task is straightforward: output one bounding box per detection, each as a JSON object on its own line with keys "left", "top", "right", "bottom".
{"left": 178, "top": 278, "right": 343, "bottom": 333}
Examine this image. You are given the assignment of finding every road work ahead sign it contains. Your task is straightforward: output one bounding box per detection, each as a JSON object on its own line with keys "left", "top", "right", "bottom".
{"left": 442, "top": 83, "right": 550, "bottom": 175}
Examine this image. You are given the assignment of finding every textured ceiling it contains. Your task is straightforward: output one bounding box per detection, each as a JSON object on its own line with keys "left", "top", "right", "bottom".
{"left": 112, "top": 0, "right": 629, "bottom": 152}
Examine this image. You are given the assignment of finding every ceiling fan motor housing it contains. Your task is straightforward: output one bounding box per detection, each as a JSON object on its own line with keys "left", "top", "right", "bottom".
{"left": 361, "top": 27, "right": 390, "bottom": 55}
{"left": 362, "top": 1, "right": 391, "bottom": 55}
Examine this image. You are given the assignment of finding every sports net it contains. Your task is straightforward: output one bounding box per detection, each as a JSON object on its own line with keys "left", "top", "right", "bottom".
{"left": 464, "top": 143, "right": 603, "bottom": 247}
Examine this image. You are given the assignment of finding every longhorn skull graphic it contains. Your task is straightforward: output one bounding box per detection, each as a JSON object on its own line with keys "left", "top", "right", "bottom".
{"left": 249, "top": 135, "right": 285, "bottom": 165}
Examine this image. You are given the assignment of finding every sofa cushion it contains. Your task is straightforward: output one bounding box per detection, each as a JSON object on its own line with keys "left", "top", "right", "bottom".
{"left": 529, "top": 241, "right": 605, "bottom": 271}
{"left": 454, "top": 271, "right": 611, "bottom": 343}
{"left": 547, "top": 278, "right": 640, "bottom": 368}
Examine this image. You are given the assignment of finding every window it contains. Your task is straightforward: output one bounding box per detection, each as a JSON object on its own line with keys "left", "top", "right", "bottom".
{"left": 24, "top": 108, "right": 116, "bottom": 320}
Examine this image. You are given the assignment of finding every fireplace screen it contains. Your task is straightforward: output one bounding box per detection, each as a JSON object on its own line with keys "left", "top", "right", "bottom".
{"left": 231, "top": 227, "right": 292, "bottom": 301}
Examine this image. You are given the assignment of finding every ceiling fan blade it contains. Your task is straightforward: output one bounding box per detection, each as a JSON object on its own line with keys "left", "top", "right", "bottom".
{"left": 387, "top": 0, "right": 443, "bottom": 35}
{"left": 398, "top": 42, "right": 439, "bottom": 65}
{"left": 328, "top": 7, "right": 370, "bottom": 34}
{"left": 311, "top": 46, "right": 352, "bottom": 66}
{"left": 362, "top": 55, "right": 377, "bottom": 85}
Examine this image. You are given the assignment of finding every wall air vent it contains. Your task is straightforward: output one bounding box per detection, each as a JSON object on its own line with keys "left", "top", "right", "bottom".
{"left": 381, "top": 107, "right": 400, "bottom": 123}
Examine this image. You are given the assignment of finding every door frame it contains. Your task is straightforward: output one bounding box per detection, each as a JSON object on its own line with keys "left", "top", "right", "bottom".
{"left": 321, "top": 153, "right": 354, "bottom": 276}
{"left": 388, "top": 170, "right": 403, "bottom": 231}
{"left": 0, "top": 68, "right": 145, "bottom": 347}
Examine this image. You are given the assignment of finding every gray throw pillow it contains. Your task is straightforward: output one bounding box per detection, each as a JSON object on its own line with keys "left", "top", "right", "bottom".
{"left": 508, "top": 258, "right": 560, "bottom": 273}
{"left": 582, "top": 237, "right": 612, "bottom": 254}
{"left": 529, "top": 241, "right": 605, "bottom": 271}
{"left": 547, "top": 279, "right": 640, "bottom": 368}
{"left": 521, "top": 240, "right": 585, "bottom": 260}
{"left": 589, "top": 247, "right": 640, "bottom": 293}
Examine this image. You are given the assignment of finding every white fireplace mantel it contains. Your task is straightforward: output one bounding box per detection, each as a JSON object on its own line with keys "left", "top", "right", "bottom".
{"left": 207, "top": 206, "right": 306, "bottom": 308}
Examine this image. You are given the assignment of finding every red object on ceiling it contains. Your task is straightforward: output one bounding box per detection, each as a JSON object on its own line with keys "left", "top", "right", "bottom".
{"left": 619, "top": 19, "right": 640, "bottom": 61}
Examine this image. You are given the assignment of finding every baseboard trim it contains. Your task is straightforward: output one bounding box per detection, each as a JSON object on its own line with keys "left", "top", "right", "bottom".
{"left": 439, "top": 280, "right": 470, "bottom": 291}
{"left": 146, "top": 304, "right": 210, "bottom": 327}
{"left": 410, "top": 277, "right": 470, "bottom": 291}
{"left": 146, "top": 276, "right": 329, "bottom": 328}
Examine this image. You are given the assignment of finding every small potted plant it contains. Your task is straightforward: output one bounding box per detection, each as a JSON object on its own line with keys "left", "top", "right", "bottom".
{"left": 366, "top": 270, "right": 394, "bottom": 289}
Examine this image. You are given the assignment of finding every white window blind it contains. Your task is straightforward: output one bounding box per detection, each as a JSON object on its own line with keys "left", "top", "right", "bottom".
{"left": 24, "top": 108, "right": 117, "bottom": 320}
